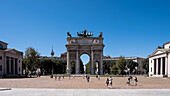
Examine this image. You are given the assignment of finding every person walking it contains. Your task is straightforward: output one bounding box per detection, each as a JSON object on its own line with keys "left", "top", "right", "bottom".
{"left": 134, "top": 77, "right": 138, "bottom": 86}
{"left": 69, "top": 75, "right": 71, "bottom": 80}
{"left": 98, "top": 75, "right": 100, "bottom": 80}
{"left": 109, "top": 76, "right": 113, "bottom": 88}
{"left": 127, "top": 77, "right": 131, "bottom": 86}
{"left": 86, "top": 75, "right": 88, "bottom": 79}
{"left": 83, "top": 74, "right": 85, "bottom": 79}
{"left": 106, "top": 78, "right": 109, "bottom": 87}
{"left": 87, "top": 76, "right": 90, "bottom": 82}
{"left": 63, "top": 75, "right": 64, "bottom": 79}
{"left": 55, "top": 75, "right": 57, "bottom": 80}
{"left": 58, "top": 76, "right": 61, "bottom": 81}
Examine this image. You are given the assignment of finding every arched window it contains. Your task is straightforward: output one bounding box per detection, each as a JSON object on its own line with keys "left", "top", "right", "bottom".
{"left": 0, "top": 44, "right": 3, "bottom": 49}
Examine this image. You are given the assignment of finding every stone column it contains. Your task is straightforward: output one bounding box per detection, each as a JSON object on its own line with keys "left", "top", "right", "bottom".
{"left": 165, "top": 55, "right": 168, "bottom": 76}
{"left": 13, "top": 58, "right": 15, "bottom": 74}
{"left": 100, "top": 51, "right": 103, "bottom": 75}
{"left": 156, "top": 59, "right": 158, "bottom": 75}
{"left": 67, "top": 51, "right": 70, "bottom": 74}
{"left": 9, "top": 57, "right": 11, "bottom": 74}
{"left": 160, "top": 58, "right": 163, "bottom": 75}
{"left": 3, "top": 53, "right": 6, "bottom": 75}
{"left": 152, "top": 59, "right": 155, "bottom": 75}
{"left": 20, "top": 58, "right": 22, "bottom": 75}
{"left": 90, "top": 50, "right": 94, "bottom": 74}
{"left": 76, "top": 51, "right": 80, "bottom": 74}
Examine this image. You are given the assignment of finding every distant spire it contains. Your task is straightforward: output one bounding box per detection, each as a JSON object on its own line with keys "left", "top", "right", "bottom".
{"left": 51, "top": 45, "right": 54, "bottom": 57}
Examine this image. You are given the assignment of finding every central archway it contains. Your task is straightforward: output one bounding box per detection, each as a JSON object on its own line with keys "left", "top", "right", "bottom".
{"left": 66, "top": 31, "right": 105, "bottom": 74}
{"left": 80, "top": 54, "right": 90, "bottom": 74}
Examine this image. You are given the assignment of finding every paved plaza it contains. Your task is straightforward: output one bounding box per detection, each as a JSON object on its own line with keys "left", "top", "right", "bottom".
{"left": 0, "top": 75, "right": 170, "bottom": 89}
{"left": 1, "top": 88, "right": 170, "bottom": 96}
{"left": 1, "top": 76, "right": 170, "bottom": 96}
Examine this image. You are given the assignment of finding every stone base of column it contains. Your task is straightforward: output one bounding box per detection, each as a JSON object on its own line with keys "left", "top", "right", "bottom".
{"left": 75, "top": 70, "right": 80, "bottom": 74}
{"left": 152, "top": 74, "right": 164, "bottom": 77}
{"left": 67, "top": 69, "right": 71, "bottom": 75}
{"left": 100, "top": 72, "right": 103, "bottom": 75}
{"left": 90, "top": 71, "right": 95, "bottom": 75}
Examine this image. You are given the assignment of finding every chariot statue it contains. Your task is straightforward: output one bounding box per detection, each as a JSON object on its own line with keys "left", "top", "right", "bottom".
{"left": 77, "top": 30, "right": 93, "bottom": 37}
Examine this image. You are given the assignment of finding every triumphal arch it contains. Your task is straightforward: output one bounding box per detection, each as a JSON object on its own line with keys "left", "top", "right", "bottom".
{"left": 66, "top": 30, "right": 105, "bottom": 74}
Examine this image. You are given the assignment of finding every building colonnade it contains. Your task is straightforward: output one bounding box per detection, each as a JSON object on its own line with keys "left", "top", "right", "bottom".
{"left": 5, "top": 56, "right": 19, "bottom": 75}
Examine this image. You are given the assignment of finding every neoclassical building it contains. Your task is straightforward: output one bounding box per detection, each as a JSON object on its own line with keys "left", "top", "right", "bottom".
{"left": 103, "top": 56, "right": 146, "bottom": 74}
{"left": 148, "top": 41, "right": 170, "bottom": 77}
{"left": 0, "top": 41, "right": 23, "bottom": 77}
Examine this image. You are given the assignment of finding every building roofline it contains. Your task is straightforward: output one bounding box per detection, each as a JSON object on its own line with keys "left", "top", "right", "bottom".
{"left": 103, "top": 56, "right": 146, "bottom": 60}
{"left": 163, "top": 41, "right": 170, "bottom": 46}
{"left": 0, "top": 41, "right": 8, "bottom": 45}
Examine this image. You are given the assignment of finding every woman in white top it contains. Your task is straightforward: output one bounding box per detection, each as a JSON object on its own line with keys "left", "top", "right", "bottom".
{"left": 109, "top": 76, "right": 112, "bottom": 87}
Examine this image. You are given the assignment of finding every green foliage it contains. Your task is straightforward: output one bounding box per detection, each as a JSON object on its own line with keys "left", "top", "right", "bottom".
{"left": 103, "top": 60, "right": 116, "bottom": 74}
{"left": 142, "top": 58, "right": 149, "bottom": 74}
{"left": 71, "top": 61, "right": 76, "bottom": 74}
{"left": 41, "top": 59, "right": 66, "bottom": 74}
{"left": 85, "top": 61, "right": 90, "bottom": 74}
{"left": 23, "top": 47, "right": 40, "bottom": 73}
{"left": 80, "top": 60, "right": 84, "bottom": 74}
{"left": 110, "top": 65, "right": 118, "bottom": 74}
{"left": 158, "top": 45, "right": 162, "bottom": 49}
{"left": 126, "top": 60, "right": 138, "bottom": 74}
{"left": 116, "top": 56, "right": 126, "bottom": 75}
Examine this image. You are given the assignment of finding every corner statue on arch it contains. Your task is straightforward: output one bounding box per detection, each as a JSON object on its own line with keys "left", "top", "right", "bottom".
{"left": 66, "top": 30, "right": 105, "bottom": 75}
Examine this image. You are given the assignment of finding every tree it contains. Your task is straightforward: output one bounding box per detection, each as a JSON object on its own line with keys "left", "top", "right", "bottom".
{"left": 40, "top": 59, "right": 67, "bottom": 74}
{"left": 142, "top": 58, "right": 149, "bottom": 74}
{"left": 158, "top": 45, "right": 162, "bottom": 49}
{"left": 110, "top": 65, "right": 118, "bottom": 75}
{"left": 103, "top": 60, "right": 116, "bottom": 74}
{"left": 126, "top": 60, "right": 138, "bottom": 74}
{"left": 23, "top": 47, "right": 40, "bottom": 74}
{"left": 116, "top": 56, "right": 126, "bottom": 75}
{"left": 85, "top": 61, "right": 90, "bottom": 74}
{"left": 80, "top": 60, "right": 84, "bottom": 74}
{"left": 71, "top": 61, "right": 76, "bottom": 74}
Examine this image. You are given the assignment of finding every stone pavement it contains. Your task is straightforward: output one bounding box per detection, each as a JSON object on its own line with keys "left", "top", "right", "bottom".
{"left": 0, "top": 88, "right": 170, "bottom": 96}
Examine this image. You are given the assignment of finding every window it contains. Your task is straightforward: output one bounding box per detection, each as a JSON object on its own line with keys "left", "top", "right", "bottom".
{"left": 19, "top": 67, "right": 20, "bottom": 72}
{"left": 19, "top": 60, "right": 20, "bottom": 63}
{"left": 0, "top": 65, "right": 2, "bottom": 71}
{"left": 151, "top": 60, "right": 152, "bottom": 63}
{"left": 0, "top": 56, "right": 2, "bottom": 60}
{"left": 0, "top": 44, "right": 3, "bottom": 49}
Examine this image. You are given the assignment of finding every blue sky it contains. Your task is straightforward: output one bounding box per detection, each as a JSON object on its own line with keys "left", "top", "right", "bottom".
{"left": 0, "top": 0, "right": 170, "bottom": 64}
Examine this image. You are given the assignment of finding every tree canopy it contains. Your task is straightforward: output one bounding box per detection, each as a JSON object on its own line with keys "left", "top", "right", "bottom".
{"left": 116, "top": 56, "right": 126, "bottom": 75}
{"left": 126, "top": 60, "right": 138, "bottom": 74}
{"left": 141, "top": 58, "right": 149, "bottom": 74}
{"left": 40, "top": 59, "right": 66, "bottom": 74}
{"left": 23, "top": 47, "right": 40, "bottom": 73}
